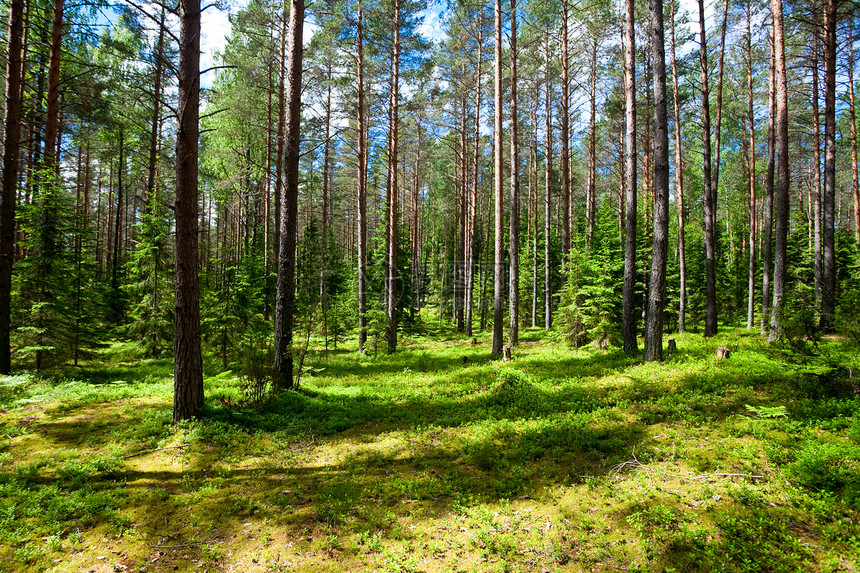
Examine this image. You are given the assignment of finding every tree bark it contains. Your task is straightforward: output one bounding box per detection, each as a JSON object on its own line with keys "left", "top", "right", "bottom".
{"left": 622, "top": 0, "right": 638, "bottom": 354}
{"left": 587, "top": 34, "right": 598, "bottom": 249}
{"left": 356, "top": 2, "right": 368, "bottom": 353}
{"left": 761, "top": 27, "right": 775, "bottom": 336}
{"left": 273, "top": 0, "right": 304, "bottom": 387}
{"left": 669, "top": 0, "right": 686, "bottom": 334}
{"left": 173, "top": 0, "right": 203, "bottom": 422}
{"left": 643, "top": 0, "right": 669, "bottom": 362}
{"left": 849, "top": 21, "right": 859, "bottom": 244}
{"left": 813, "top": 36, "right": 822, "bottom": 304}
{"left": 0, "top": 0, "right": 25, "bottom": 374}
{"left": 492, "top": 0, "right": 504, "bottom": 358}
{"left": 699, "top": 0, "right": 717, "bottom": 338}
{"left": 544, "top": 35, "right": 553, "bottom": 331}
{"left": 819, "top": 0, "right": 838, "bottom": 331}
{"left": 466, "top": 13, "right": 483, "bottom": 338}
{"left": 746, "top": 0, "right": 757, "bottom": 330}
{"left": 385, "top": 0, "right": 401, "bottom": 354}
{"left": 560, "top": 0, "right": 570, "bottom": 265}
{"left": 769, "top": 0, "right": 789, "bottom": 342}
{"left": 508, "top": 0, "right": 520, "bottom": 348}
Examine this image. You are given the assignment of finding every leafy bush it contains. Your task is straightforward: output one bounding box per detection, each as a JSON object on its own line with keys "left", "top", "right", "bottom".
{"left": 489, "top": 368, "right": 546, "bottom": 412}
{"left": 787, "top": 442, "right": 860, "bottom": 507}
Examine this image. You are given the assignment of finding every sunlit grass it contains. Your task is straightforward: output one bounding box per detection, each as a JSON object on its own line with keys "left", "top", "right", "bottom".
{"left": 0, "top": 328, "right": 858, "bottom": 571}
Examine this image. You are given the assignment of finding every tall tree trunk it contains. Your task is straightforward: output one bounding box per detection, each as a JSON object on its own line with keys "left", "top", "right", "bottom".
{"left": 321, "top": 64, "right": 332, "bottom": 341}
{"left": 508, "top": 0, "right": 520, "bottom": 347}
{"left": 712, "top": 0, "right": 729, "bottom": 194}
{"left": 357, "top": 2, "right": 368, "bottom": 353}
{"left": 492, "top": 0, "right": 504, "bottom": 358}
{"left": 411, "top": 117, "right": 421, "bottom": 319}
{"left": 769, "top": 0, "right": 789, "bottom": 341}
{"left": 761, "top": 28, "right": 776, "bottom": 335}
{"left": 820, "top": 0, "right": 838, "bottom": 331}
{"left": 386, "top": 0, "right": 401, "bottom": 354}
{"left": 560, "top": 0, "right": 570, "bottom": 265}
{"left": 466, "top": 14, "right": 483, "bottom": 338}
{"left": 813, "top": 37, "right": 823, "bottom": 304}
{"left": 669, "top": 0, "right": 686, "bottom": 334}
{"left": 145, "top": 7, "right": 166, "bottom": 215}
{"left": 849, "top": 21, "right": 859, "bottom": 243}
{"left": 643, "top": 0, "right": 669, "bottom": 362}
{"left": 622, "top": 0, "right": 638, "bottom": 354}
{"left": 273, "top": 7, "right": 287, "bottom": 267}
{"left": 587, "top": 34, "right": 598, "bottom": 249}
{"left": 113, "top": 131, "right": 124, "bottom": 294}
{"left": 544, "top": 35, "right": 552, "bottom": 330}
{"left": 173, "top": 0, "right": 203, "bottom": 421}
{"left": 0, "top": 0, "right": 25, "bottom": 374}
{"left": 698, "top": 0, "right": 717, "bottom": 337}
{"left": 273, "top": 0, "right": 304, "bottom": 387}
{"left": 746, "top": 0, "right": 757, "bottom": 330}
{"left": 42, "top": 0, "right": 64, "bottom": 169}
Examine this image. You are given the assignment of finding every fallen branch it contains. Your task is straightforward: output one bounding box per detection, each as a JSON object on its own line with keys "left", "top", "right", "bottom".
{"left": 123, "top": 445, "right": 189, "bottom": 459}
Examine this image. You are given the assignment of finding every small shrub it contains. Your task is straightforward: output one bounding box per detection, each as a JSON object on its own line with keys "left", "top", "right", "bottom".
{"left": 489, "top": 369, "right": 546, "bottom": 412}
{"left": 787, "top": 442, "right": 860, "bottom": 507}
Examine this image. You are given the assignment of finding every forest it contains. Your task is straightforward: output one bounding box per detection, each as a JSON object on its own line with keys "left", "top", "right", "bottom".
{"left": 1, "top": 0, "right": 860, "bottom": 568}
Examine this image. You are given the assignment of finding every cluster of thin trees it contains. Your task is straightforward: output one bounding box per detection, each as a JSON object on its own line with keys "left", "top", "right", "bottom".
{"left": 0, "top": 0, "right": 858, "bottom": 420}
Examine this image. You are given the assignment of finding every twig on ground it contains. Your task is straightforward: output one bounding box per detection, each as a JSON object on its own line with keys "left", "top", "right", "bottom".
{"left": 123, "top": 445, "right": 189, "bottom": 459}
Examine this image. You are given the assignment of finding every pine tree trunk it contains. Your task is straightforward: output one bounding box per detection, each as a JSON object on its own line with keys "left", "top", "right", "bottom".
{"left": 560, "top": 0, "right": 570, "bottom": 264}
{"left": 820, "top": 0, "right": 837, "bottom": 331}
{"left": 466, "top": 17, "right": 483, "bottom": 338}
{"left": 508, "top": 0, "right": 520, "bottom": 348}
{"left": 357, "top": 2, "right": 368, "bottom": 353}
{"left": 587, "top": 34, "right": 598, "bottom": 249}
{"left": 386, "top": 0, "right": 400, "bottom": 355}
{"left": 273, "top": 7, "right": 287, "bottom": 266}
{"left": 849, "top": 21, "right": 859, "bottom": 244}
{"left": 809, "top": 38, "right": 822, "bottom": 306}
{"left": 492, "top": 0, "right": 504, "bottom": 358}
{"left": 173, "top": 0, "right": 203, "bottom": 422}
{"left": 145, "top": 7, "right": 165, "bottom": 216}
{"left": 622, "top": 0, "right": 638, "bottom": 354}
{"left": 0, "top": 0, "right": 25, "bottom": 374}
{"left": 669, "top": 1, "right": 686, "bottom": 334}
{"left": 273, "top": 0, "right": 304, "bottom": 387}
{"left": 746, "top": 0, "right": 757, "bottom": 330}
{"left": 699, "top": 0, "right": 717, "bottom": 338}
{"left": 544, "top": 36, "right": 552, "bottom": 331}
{"left": 768, "top": 0, "right": 789, "bottom": 342}
{"left": 643, "top": 0, "right": 669, "bottom": 362}
{"left": 761, "top": 29, "right": 775, "bottom": 336}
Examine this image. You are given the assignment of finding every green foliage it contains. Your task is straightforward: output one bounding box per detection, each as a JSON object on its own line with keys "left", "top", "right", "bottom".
{"left": 788, "top": 442, "right": 860, "bottom": 508}
{"left": 556, "top": 204, "right": 622, "bottom": 348}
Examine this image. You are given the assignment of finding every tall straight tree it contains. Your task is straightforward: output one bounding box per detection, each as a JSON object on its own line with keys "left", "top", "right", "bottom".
{"left": 669, "top": 0, "right": 686, "bottom": 334}
{"left": 560, "top": 0, "right": 571, "bottom": 264}
{"left": 761, "top": 27, "right": 776, "bottom": 336}
{"left": 622, "top": 0, "right": 638, "bottom": 355}
{"left": 544, "top": 35, "right": 553, "bottom": 330}
{"left": 173, "top": 0, "right": 203, "bottom": 421}
{"left": 492, "top": 0, "right": 504, "bottom": 358}
{"left": 819, "top": 0, "right": 839, "bottom": 331}
{"left": 0, "top": 0, "right": 25, "bottom": 374}
{"left": 698, "top": 0, "right": 717, "bottom": 337}
{"left": 273, "top": 0, "right": 304, "bottom": 388}
{"left": 849, "top": 21, "right": 859, "bottom": 244}
{"left": 356, "top": 1, "right": 368, "bottom": 353}
{"left": 745, "top": 0, "right": 757, "bottom": 330}
{"left": 643, "top": 0, "right": 669, "bottom": 362}
{"left": 508, "top": 0, "right": 520, "bottom": 347}
{"left": 385, "top": 0, "right": 401, "bottom": 354}
{"left": 769, "top": 0, "right": 789, "bottom": 341}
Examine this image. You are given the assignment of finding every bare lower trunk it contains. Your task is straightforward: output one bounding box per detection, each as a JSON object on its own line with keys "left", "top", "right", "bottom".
{"left": 173, "top": 0, "right": 203, "bottom": 421}
{"left": 820, "top": 0, "right": 837, "bottom": 331}
{"left": 699, "top": 0, "right": 717, "bottom": 338}
{"left": 492, "top": 0, "right": 504, "bottom": 358}
{"left": 385, "top": 0, "right": 401, "bottom": 355}
{"left": 769, "top": 0, "right": 789, "bottom": 342}
{"left": 357, "top": 3, "right": 368, "bottom": 353}
{"left": 669, "top": 2, "right": 686, "bottom": 334}
{"left": 273, "top": 0, "right": 304, "bottom": 387}
{"left": 622, "top": 0, "right": 638, "bottom": 354}
{"left": 508, "top": 0, "right": 519, "bottom": 347}
{"left": 643, "top": 0, "right": 669, "bottom": 362}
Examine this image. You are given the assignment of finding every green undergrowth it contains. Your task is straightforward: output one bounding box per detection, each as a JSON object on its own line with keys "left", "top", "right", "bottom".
{"left": 0, "top": 328, "right": 858, "bottom": 571}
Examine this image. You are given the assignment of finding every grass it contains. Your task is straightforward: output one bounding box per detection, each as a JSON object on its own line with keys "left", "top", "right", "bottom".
{"left": 0, "top": 328, "right": 859, "bottom": 571}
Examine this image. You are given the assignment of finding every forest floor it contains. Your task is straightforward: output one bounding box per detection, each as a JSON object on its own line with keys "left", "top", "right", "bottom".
{"left": 1, "top": 327, "right": 859, "bottom": 572}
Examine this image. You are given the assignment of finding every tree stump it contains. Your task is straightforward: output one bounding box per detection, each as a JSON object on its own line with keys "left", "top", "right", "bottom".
{"left": 502, "top": 345, "right": 512, "bottom": 362}
{"left": 667, "top": 339, "right": 677, "bottom": 355}
{"left": 471, "top": 337, "right": 478, "bottom": 345}
{"left": 716, "top": 346, "right": 731, "bottom": 359}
